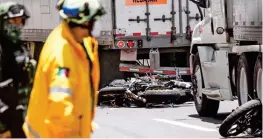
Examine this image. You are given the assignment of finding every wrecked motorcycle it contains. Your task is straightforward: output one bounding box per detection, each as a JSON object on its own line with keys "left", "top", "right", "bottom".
{"left": 98, "top": 74, "right": 193, "bottom": 107}
{"left": 98, "top": 77, "right": 147, "bottom": 107}
{"left": 219, "top": 99, "right": 262, "bottom": 138}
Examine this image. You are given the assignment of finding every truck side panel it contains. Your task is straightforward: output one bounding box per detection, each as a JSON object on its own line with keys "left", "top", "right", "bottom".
{"left": 92, "top": 0, "right": 113, "bottom": 45}
{"left": 23, "top": 0, "right": 60, "bottom": 29}
{"left": 233, "top": 0, "right": 262, "bottom": 43}
{"left": 114, "top": 0, "right": 200, "bottom": 49}
{"left": 115, "top": 0, "right": 199, "bottom": 36}
{"left": 0, "top": 0, "right": 113, "bottom": 43}
{"left": 115, "top": 0, "right": 148, "bottom": 36}
{"left": 0, "top": 0, "right": 60, "bottom": 41}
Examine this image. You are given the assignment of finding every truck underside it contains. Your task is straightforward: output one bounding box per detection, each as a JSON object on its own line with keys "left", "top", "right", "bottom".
{"left": 99, "top": 46, "right": 192, "bottom": 88}
{"left": 97, "top": 0, "right": 202, "bottom": 87}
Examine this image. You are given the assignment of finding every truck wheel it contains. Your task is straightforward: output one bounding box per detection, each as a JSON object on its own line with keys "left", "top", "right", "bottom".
{"left": 192, "top": 53, "right": 219, "bottom": 117}
{"left": 236, "top": 54, "right": 254, "bottom": 105}
{"left": 229, "top": 58, "right": 237, "bottom": 96}
{"left": 253, "top": 54, "right": 262, "bottom": 102}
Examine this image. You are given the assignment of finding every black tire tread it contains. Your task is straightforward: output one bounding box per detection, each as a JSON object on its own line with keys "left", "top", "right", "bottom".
{"left": 219, "top": 99, "right": 262, "bottom": 137}
{"left": 253, "top": 54, "right": 262, "bottom": 99}
{"left": 236, "top": 54, "right": 254, "bottom": 105}
{"left": 99, "top": 86, "right": 126, "bottom": 93}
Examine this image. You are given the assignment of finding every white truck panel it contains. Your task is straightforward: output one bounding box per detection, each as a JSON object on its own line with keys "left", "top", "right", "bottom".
{"left": 226, "top": 0, "right": 233, "bottom": 29}
{"left": 115, "top": 0, "right": 147, "bottom": 35}
{"left": 115, "top": 0, "right": 200, "bottom": 36}
{"left": 0, "top": 0, "right": 200, "bottom": 45}
{"left": 149, "top": 0, "right": 174, "bottom": 34}
{"left": 0, "top": 0, "right": 60, "bottom": 29}
{"left": 92, "top": 0, "right": 113, "bottom": 37}
{"left": 0, "top": 0, "right": 60, "bottom": 41}
{"left": 233, "top": 0, "right": 262, "bottom": 43}
{"left": 181, "top": 1, "right": 200, "bottom": 33}
{"left": 0, "top": 0, "right": 113, "bottom": 41}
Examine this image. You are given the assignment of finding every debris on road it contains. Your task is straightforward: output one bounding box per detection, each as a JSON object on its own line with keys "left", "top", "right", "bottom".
{"left": 98, "top": 74, "right": 193, "bottom": 108}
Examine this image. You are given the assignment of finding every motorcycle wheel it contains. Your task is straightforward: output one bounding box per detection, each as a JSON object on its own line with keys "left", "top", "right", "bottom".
{"left": 138, "top": 89, "right": 182, "bottom": 104}
{"left": 99, "top": 87, "right": 126, "bottom": 93}
{"left": 98, "top": 87, "right": 127, "bottom": 106}
{"left": 219, "top": 99, "right": 262, "bottom": 138}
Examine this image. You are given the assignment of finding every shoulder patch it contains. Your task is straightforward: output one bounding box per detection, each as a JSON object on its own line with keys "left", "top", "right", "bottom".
{"left": 57, "top": 67, "right": 70, "bottom": 77}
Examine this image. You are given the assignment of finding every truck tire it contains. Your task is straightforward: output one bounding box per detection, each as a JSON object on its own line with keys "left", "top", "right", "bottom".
{"left": 219, "top": 99, "right": 262, "bottom": 138}
{"left": 192, "top": 53, "right": 219, "bottom": 117}
{"left": 237, "top": 54, "right": 254, "bottom": 105}
{"left": 229, "top": 57, "right": 237, "bottom": 96}
{"left": 253, "top": 54, "right": 262, "bottom": 102}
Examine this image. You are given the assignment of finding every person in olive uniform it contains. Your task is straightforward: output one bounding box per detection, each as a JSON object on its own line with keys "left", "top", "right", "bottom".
{"left": 0, "top": 2, "right": 31, "bottom": 137}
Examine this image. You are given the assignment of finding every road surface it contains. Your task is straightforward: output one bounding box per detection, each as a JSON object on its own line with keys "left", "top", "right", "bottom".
{"left": 92, "top": 100, "right": 239, "bottom": 138}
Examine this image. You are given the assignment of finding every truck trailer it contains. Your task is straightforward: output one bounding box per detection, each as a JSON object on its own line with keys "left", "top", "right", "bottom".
{"left": 189, "top": 0, "right": 262, "bottom": 117}
{"left": 0, "top": 0, "right": 202, "bottom": 87}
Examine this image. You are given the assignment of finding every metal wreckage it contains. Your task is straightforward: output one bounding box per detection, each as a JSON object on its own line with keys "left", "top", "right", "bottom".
{"left": 98, "top": 74, "right": 193, "bottom": 108}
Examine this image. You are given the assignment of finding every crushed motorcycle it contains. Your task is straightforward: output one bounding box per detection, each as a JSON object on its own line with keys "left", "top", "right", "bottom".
{"left": 219, "top": 99, "right": 262, "bottom": 138}
{"left": 98, "top": 74, "right": 193, "bottom": 107}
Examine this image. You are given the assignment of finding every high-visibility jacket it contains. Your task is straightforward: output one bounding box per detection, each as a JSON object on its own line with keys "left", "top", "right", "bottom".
{"left": 23, "top": 21, "right": 100, "bottom": 138}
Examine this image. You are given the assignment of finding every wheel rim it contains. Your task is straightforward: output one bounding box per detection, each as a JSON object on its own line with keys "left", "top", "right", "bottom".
{"left": 239, "top": 67, "right": 248, "bottom": 104}
{"left": 256, "top": 68, "right": 262, "bottom": 101}
{"left": 227, "top": 108, "right": 259, "bottom": 136}
{"left": 195, "top": 65, "right": 203, "bottom": 104}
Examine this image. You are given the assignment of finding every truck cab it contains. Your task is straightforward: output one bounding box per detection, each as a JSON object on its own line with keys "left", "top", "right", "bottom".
{"left": 189, "top": 0, "right": 262, "bottom": 117}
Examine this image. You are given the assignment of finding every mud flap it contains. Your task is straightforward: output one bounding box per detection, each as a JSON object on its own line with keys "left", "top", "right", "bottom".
{"left": 120, "top": 49, "right": 137, "bottom": 61}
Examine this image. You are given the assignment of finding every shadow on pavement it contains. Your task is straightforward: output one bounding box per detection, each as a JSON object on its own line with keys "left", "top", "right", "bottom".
{"left": 97, "top": 101, "right": 195, "bottom": 109}
{"left": 188, "top": 112, "right": 231, "bottom": 126}
{"left": 219, "top": 134, "right": 260, "bottom": 139}
{"left": 144, "top": 101, "right": 194, "bottom": 109}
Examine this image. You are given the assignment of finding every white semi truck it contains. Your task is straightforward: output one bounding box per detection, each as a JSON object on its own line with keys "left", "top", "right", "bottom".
{"left": 189, "top": 0, "right": 262, "bottom": 117}
{"left": 0, "top": 0, "right": 203, "bottom": 87}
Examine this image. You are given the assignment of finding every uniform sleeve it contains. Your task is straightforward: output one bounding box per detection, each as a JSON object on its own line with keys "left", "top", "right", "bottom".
{"left": 44, "top": 58, "right": 76, "bottom": 137}
{"left": 90, "top": 38, "right": 100, "bottom": 123}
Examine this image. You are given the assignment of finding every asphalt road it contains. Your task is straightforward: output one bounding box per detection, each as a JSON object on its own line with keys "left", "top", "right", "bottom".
{"left": 91, "top": 100, "right": 239, "bottom": 138}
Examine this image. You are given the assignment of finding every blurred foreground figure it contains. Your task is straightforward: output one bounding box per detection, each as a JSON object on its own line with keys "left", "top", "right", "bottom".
{"left": 0, "top": 2, "right": 31, "bottom": 138}
{"left": 23, "top": 0, "right": 106, "bottom": 138}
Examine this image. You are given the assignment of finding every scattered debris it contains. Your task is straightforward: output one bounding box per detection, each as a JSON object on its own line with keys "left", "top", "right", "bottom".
{"left": 98, "top": 74, "right": 193, "bottom": 108}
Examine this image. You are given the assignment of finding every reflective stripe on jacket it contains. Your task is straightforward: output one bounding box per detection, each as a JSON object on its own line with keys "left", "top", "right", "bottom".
{"left": 23, "top": 21, "right": 100, "bottom": 138}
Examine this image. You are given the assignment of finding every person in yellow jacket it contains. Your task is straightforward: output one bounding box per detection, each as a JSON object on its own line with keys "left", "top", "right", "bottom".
{"left": 22, "top": 0, "right": 106, "bottom": 138}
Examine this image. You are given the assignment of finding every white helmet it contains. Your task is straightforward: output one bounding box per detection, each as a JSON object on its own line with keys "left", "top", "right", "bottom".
{"left": 56, "top": 0, "right": 106, "bottom": 24}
